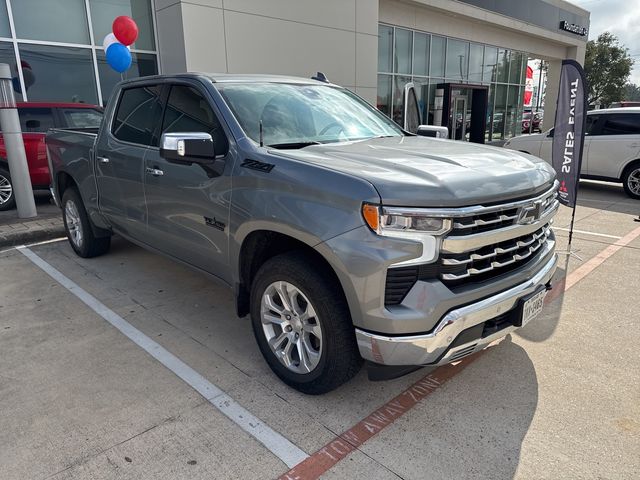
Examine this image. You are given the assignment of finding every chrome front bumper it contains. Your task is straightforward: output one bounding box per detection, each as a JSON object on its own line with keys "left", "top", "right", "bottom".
{"left": 356, "top": 253, "right": 558, "bottom": 366}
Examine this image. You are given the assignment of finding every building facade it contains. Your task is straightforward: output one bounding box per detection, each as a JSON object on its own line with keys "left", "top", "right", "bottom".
{"left": 0, "top": 0, "right": 589, "bottom": 140}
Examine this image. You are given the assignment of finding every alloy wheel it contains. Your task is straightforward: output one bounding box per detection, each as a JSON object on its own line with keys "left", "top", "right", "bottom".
{"left": 64, "top": 199, "right": 83, "bottom": 248}
{"left": 0, "top": 174, "right": 12, "bottom": 205}
{"left": 628, "top": 167, "right": 640, "bottom": 196}
{"left": 260, "top": 281, "right": 323, "bottom": 374}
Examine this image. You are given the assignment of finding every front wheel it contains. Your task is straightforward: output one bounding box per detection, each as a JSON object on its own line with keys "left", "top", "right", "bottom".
{"left": 250, "top": 252, "right": 362, "bottom": 394}
{"left": 0, "top": 167, "right": 16, "bottom": 211}
{"left": 622, "top": 163, "right": 640, "bottom": 199}
{"left": 62, "top": 187, "right": 111, "bottom": 258}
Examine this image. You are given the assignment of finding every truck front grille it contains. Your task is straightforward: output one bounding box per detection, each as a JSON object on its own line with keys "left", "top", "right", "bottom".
{"left": 383, "top": 183, "right": 559, "bottom": 306}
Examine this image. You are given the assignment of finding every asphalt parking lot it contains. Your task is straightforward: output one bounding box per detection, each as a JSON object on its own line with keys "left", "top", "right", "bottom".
{"left": 1, "top": 180, "right": 639, "bottom": 480}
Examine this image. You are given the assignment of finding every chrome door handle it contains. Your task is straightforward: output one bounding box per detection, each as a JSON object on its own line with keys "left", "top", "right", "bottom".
{"left": 145, "top": 167, "right": 164, "bottom": 177}
{"left": 97, "top": 156, "right": 109, "bottom": 163}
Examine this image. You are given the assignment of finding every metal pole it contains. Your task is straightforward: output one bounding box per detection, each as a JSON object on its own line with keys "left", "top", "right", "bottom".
{"left": 0, "top": 63, "right": 36, "bottom": 218}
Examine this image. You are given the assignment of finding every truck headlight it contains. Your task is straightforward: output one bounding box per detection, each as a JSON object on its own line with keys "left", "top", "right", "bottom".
{"left": 362, "top": 204, "right": 452, "bottom": 265}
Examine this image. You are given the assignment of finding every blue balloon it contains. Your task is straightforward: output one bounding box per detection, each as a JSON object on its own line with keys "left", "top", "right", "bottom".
{"left": 106, "top": 43, "right": 132, "bottom": 73}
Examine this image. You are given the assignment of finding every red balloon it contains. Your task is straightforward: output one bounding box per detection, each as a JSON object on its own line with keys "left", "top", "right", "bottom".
{"left": 112, "top": 16, "right": 139, "bottom": 46}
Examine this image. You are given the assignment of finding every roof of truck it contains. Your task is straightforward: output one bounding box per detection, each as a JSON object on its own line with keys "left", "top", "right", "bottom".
{"left": 119, "top": 72, "right": 334, "bottom": 87}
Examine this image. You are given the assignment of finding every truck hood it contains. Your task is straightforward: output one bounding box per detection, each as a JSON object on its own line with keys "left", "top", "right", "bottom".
{"left": 271, "top": 136, "right": 556, "bottom": 207}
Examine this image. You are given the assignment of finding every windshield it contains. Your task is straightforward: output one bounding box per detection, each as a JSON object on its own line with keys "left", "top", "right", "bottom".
{"left": 216, "top": 83, "right": 403, "bottom": 147}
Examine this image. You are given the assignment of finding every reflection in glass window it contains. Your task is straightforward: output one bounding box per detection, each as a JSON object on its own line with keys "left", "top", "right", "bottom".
{"left": 0, "top": 42, "right": 22, "bottom": 101}
{"left": 97, "top": 51, "right": 158, "bottom": 105}
{"left": 0, "top": 2, "right": 10, "bottom": 38}
{"left": 493, "top": 84, "right": 507, "bottom": 139}
{"left": 600, "top": 114, "right": 640, "bottom": 135}
{"left": 468, "top": 44, "right": 483, "bottom": 82}
{"left": 431, "top": 36, "right": 446, "bottom": 78}
{"left": 509, "top": 51, "right": 523, "bottom": 84}
{"left": 17, "top": 108, "right": 54, "bottom": 132}
{"left": 413, "top": 33, "right": 430, "bottom": 77}
{"left": 483, "top": 46, "right": 498, "bottom": 83}
{"left": 12, "top": 0, "right": 90, "bottom": 44}
{"left": 394, "top": 28, "right": 412, "bottom": 75}
{"left": 162, "top": 86, "right": 228, "bottom": 156}
{"left": 496, "top": 49, "right": 510, "bottom": 83}
{"left": 446, "top": 39, "right": 469, "bottom": 81}
{"left": 59, "top": 108, "right": 104, "bottom": 128}
{"left": 505, "top": 85, "right": 520, "bottom": 139}
{"left": 413, "top": 78, "right": 429, "bottom": 124}
{"left": 112, "top": 85, "right": 163, "bottom": 146}
{"left": 18, "top": 44, "right": 98, "bottom": 104}
{"left": 377, "top": 74, "right": 392, "bottom": 116}
{"left": 90, "top": 0, "right": 156, "bottom": 51}
{"left": 378, "top": 25, "right": 393, "bottom": 73}
{"left": 392, "top": 75, "right": 411, "bottom": 126}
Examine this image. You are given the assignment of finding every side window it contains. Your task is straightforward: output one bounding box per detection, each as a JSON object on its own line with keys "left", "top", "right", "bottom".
{"left": 161, "top": 85, "right": 229, "bottom": 156}
{"left": 59, "top": 108, "right": 103, "bottom": 129}
{"left": 112, "top": 85, "right": 163, "bottom": 146}
{"left": 599, "top": 114, "right": 640, "bottom": 136}
{"left": 585, "top": 115, "right": 599, "bottom": 135}
{"left": 17, "top": 108, "right": 55, "bottom": 132}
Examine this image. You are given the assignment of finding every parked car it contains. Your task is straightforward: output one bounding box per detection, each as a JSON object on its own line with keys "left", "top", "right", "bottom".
{"left": 47, "top": 74, "right": 559, "bottom": 394}
{"left": 504, "top": 107, "right": 640, "bottom": 199}
{"left": 0, "top": 102, "right": 103, "bottom": 210}
{"left": 522, "top": 111, "right": 542, "bottom": 133}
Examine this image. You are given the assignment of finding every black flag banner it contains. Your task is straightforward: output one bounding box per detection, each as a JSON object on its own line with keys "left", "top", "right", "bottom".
{"left": 551, "top": 59, "right": 588, "bottom": 208}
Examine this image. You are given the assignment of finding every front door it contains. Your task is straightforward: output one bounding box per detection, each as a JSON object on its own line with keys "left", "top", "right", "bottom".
{"left": 452, "top": 96, "right": 467, "bottom": 140}
{"left": 95, "top": 84, "right": 163, "bottom": 239}
{"left": 144, "top": 83, "right": 231, "bottom": 280}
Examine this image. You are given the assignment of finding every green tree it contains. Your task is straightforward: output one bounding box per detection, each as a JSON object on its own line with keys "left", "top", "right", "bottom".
{"left": 584, "top": 32, "right": 634, "bottom": 106}
{"left": 623, "top": 83, "right": 640, "bottom": 101}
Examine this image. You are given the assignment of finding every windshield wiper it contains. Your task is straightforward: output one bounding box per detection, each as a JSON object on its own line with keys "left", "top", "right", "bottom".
{"left": 266, "top": 141, "right": 321, "bottom": 149}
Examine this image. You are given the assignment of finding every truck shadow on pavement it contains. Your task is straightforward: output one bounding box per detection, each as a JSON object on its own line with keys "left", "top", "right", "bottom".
{"left": 577, "top": 180, "right": 639, "bottom": 216}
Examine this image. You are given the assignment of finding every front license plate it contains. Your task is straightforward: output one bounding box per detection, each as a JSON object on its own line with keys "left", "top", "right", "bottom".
{"left": 520, "top": 289, "right": 547, "bottom": 327}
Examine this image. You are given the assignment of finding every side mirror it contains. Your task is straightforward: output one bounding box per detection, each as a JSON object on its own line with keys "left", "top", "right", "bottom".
{"left": 416, "top": 125, "right": 449, "bottom": 139}
{"left": 25, "top": 120, "right": 41, "bottom": 130}
{"left": 160, "top": 132, "right": 215, "bottom": 162}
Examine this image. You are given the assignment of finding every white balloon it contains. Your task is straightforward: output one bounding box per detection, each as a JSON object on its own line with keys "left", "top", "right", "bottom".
{"left": 103, "top": 33, "right": 119, "bottom": 52}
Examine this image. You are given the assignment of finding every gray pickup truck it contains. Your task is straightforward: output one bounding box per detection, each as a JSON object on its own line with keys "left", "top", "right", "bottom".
{"left": 46, "top": 74, "right": 559, "bottom": 394}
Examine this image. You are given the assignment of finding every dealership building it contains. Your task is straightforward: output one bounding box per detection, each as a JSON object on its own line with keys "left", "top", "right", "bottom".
{"left": 0, "top": 0, "right": 589, "bottom": 141}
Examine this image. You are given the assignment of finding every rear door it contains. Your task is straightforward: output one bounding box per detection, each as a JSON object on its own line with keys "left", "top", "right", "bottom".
{"left": 584, "top": 113, "right": 640, "bottom": 179}
{"left": 95, "top": 84, "right": 164, "bottom": 239}
{"left": 143, "top": 82, "right": 232, "bottom": 279}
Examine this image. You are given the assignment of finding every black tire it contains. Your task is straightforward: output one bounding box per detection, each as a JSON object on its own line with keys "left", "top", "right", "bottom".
{"left": 622, "top": 162, "right": 640, "bottom": 200}
{"left": 250, "top": 251, "right": 363, "bottom": 394}
{"left": 61, "top": 187, "right": 111, "bottom": 258}
{"left": 0, "top": 166, "right": 16, "bottom": 211}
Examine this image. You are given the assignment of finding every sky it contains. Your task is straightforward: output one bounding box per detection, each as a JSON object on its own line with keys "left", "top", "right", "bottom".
{"left": 571, "top": 0, "right": 640, "bottom": 84}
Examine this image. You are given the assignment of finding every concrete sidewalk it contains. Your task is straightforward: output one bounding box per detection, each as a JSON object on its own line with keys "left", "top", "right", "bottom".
{"left": 0, "top": 195, "right": 64, "bottom": 249}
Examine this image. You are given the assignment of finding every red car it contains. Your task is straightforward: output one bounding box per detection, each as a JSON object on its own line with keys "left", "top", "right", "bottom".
{"left": 0, "top": 102, "right": 103, "bottom": 211}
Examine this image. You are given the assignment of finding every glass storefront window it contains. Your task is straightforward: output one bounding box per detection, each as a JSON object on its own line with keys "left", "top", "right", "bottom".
{"left": 0, "top": 2, "right": 10, "bottom": 38}
{"left": 413, "top": 78, "right": 429, "bottom": 123}
{"left": 18, "top": 44, "right": 98, "bottom": 104}
{"left": 0, "top": 42, "right": 22, "bottom": 101}
{"left": 431, "top": 36, "right": 445, "bottom": 78}
{"left": 468, "top": 43, "right": 483, "bottom": 83}
{"left": 413, "top": 33, "right": 429, "bottom": 77}
{"left": 377, "top": 74, "right": 392, "bottom": 116}
{"left": 496, "top": 49, "right": 510, "bottom": 83}
{"left": 392, "top": 75, "right": 411, "bottom": 125}
{"left": 11, "top": 0, "right": 90, "bottom": 44}
{"left": 89, "top": 0, "right": 155, "bottom": 51}
{"left": 483, "top": 46, "right": 498, "bottom": 82}
{"left": 446, "top": 39, "right": 469, "bottom": 81}
{"left": 97, "top": 51, "right": 158, "bottom": 105}
{"left": 493, "top": 84, "right": 507, "bottom": 139}
{"left": 394, "top": 29, "right": 412, "bottom": 75}
{"left": 509, "top": 51, "right": 523, "bottom": 85}
{"left": 378, "top": 25, "right": 393, "bottom": 73}
{"left": 505, "top": 84, "right": 520, "bottom": 138}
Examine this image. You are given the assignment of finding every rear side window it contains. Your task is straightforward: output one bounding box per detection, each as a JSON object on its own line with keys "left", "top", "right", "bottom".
{"left": 59, "top": 108, "right": 103, "bottom": 129}
{"left": 161, "top": 85, "right": 229, "bottom": 156}
{"left": 17, "top": 107, "right": 55, "bottom": 132}
{"left": 112, "top": 85, "right": 163, "bottom": 146}
{"left": 585, "top": 115, "right": 598, "bottom": 135}
{"left": 599, "top": 114, "right": 640, "bottom": 136}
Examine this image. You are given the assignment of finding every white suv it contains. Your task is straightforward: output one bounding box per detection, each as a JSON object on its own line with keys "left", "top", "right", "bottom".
{"left": 503, "top": 107, "right": 640, "bottom": 199}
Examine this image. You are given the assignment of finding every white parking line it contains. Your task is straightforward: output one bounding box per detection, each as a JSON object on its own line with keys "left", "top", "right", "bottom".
{"left": 553, "top": 227, "right": 623, "bottom": 240}
{"left": 17, "top": 246, "right": 309, "bottom": 469}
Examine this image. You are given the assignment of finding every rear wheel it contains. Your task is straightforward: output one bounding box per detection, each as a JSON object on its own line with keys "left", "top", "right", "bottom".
{"left": 250, "top": 252, "right": 362, "bottom": 394}
{"left": 62, "top": 187, "right": 111, "bottom": 257}
{"left": 622, "top": 162, "right": 640, "bottom": 199}
{"left": 0, "top": 167, "right": 16, "bottom": 211}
